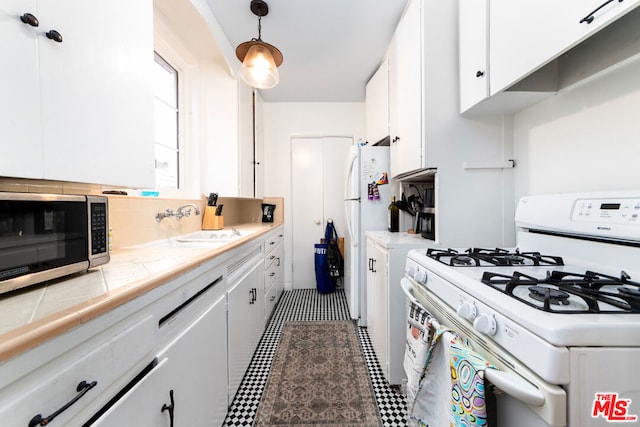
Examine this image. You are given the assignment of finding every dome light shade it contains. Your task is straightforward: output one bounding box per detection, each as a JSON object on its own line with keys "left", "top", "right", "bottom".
{"left": 235, "top": 0, "right": 283, "bottom": 89}
{"left": 237, "top": 41, "right": 282, "bottom": 89}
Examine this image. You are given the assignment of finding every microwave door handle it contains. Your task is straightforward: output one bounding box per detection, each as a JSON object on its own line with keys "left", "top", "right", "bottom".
{"left": 484, "top": 369, "right": 545, "bottom": 407}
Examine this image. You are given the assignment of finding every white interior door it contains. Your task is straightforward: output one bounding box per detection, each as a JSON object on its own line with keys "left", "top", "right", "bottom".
{"left": 291, "top": 137, "right": 352, "bottom": 289}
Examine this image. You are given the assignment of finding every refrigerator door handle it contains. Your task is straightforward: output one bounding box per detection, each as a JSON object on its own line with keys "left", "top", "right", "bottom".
{"left": 344, "top": 152, "right": 359, "bottom": 243}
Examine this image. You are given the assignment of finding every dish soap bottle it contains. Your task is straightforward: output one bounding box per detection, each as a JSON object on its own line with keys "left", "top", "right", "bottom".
{"left": 388, "top": 196, "right": 399, "bottom": 232}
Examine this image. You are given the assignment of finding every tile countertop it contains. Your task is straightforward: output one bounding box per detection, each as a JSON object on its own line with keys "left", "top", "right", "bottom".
{"left": 365, "top": 230, "right": 437, "bottom": 249}
{"left": 0, "top": 222, "right": 282, "bottom": 364}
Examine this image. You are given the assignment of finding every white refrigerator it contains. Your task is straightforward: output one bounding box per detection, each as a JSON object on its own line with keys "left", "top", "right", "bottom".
{"left": 344, "top": 145, "right": 392, "bottom": 326}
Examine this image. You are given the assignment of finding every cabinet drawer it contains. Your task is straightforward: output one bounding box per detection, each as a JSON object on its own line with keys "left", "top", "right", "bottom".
{"left": 265, "top": 285, "right": 278, "bottom": 321}
{"left": 0, "top": 315, "right": 155, "bottom": 426}
{"left": 264, "top": 245, "right": 282, "bottom": 270}
{"left": 265, "top": 260, "right": 279, "bottom": 290}
{"left": 264, "top": 232, "right": 284, "bottom": 258}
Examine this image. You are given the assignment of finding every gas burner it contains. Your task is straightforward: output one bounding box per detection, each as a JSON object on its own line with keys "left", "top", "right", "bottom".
{"left": 481, "top": 270, "right": 640, "bottom": 313}
{"left": 426, "top": 247, "right": 564, "bottom": 267}
{"left": 528, "top": 286, "right": 570, "bottom": 306}
{"left": 451, "top": 255, "right": 475, "bottom": 266}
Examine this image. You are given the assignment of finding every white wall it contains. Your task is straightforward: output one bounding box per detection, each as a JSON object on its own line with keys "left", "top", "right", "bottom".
{"left": 513, "top": 56, "right": 640, "bottom": 201}
{"left": 262, "top": 102, "right": 366, "bottom": 289}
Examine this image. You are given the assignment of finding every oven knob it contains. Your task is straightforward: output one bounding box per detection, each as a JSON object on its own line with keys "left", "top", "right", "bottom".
{"left": 414, "top": 270, "right": 428, "bottom": 284}
{"left": 406, "top": 266, "right": 416, "bottom": 278}
{"left": 473, "top": 314, "right": 497, "bottom": 336}
{"left": 456, "top": 301, "right": 477, "bottom": 321}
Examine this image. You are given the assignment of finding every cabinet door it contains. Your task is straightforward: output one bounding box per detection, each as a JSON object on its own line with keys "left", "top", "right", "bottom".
{"left": 37, "top": 0, "right": 154, "bottom": 187}
{"left": 490, "top": 0, "right": 640, "bottom": 95}
{"left": 365, "top": 57, "right": 389, "bottom": 145}
{"left": 0, "top": 0, "right": 43, "bottom": 178}
{"left": 162, "top": 293, "right": 228, "bottom": 426}
{"left": 390, "top": 0, "right": 423, "bottom": 177}
{"left": 366, "top": 239, "right": 389, "bottom": 380}
{"left": 372, "top": 243, "right": 389, "bottom": 380}
{"left": 458, "top": 0, "right": 489, "bottom": 113}
{"left": 238, "top": 81, "right": 254, "bottom": 197}
{"left": 227, "top": 258, "right": 263, "bottom": 400}
{"left": 365, "top": 239, "right": 377, "bottom": 329}
{"left": 91, "top": 358, "right": 171, "bottom": 426}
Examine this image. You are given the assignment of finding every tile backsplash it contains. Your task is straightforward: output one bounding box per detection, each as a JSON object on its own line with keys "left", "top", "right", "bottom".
{"left": 0, "top": 178, "right": 283, "bottom": 250}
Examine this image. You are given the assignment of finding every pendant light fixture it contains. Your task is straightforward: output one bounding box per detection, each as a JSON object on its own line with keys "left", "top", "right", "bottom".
{"left": 235, "top": 0, "right": 283, "bottom": 89}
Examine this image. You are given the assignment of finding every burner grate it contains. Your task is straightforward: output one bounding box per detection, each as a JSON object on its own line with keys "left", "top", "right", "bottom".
{"left": 481, "top": 270, "right": 640, "bottom": 313}
{"left": 426, "top": 247, "right": 564, "bottom": 267}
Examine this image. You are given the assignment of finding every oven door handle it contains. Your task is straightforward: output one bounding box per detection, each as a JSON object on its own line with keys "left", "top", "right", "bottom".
{"left": 401, "top": 277, "right": 423, "bottom": 306}
{"left": 403, "top": 278, "right": 546, "bottom": 407}
{"left": 484, "top": 368, "right": 545, "bottom": 407}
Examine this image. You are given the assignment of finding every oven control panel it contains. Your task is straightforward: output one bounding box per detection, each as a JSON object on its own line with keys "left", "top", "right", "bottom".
{"left": 572, "top": 197, "right": 640, "bottom": 224}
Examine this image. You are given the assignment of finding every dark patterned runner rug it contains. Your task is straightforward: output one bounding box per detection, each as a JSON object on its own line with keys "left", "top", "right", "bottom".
{"left": 254, "top": 320, "right": 382, "bottom": 426}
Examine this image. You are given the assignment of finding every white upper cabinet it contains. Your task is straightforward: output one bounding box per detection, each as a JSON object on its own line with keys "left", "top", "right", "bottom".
{"left": 1, "top": 0, "right": 155, "bottom": 188}
{"left": 0, "top": 0, "right": 42, "bottom": 179}
{"left": 389, "top": 0, "right": 423, "bottom": 178}
{"left": 365, "top": 57, "right": 389, "bottom": 146}
{"left": 458, "top": 0, "right": 489, "bottom": 113}
{"left": 490, "top": 0, "right": 640, "bottom": 95}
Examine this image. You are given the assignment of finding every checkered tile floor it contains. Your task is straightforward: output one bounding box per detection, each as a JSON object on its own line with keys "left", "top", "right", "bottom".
{"left": 223, "top": 289, "right": 407, "bottom": 426}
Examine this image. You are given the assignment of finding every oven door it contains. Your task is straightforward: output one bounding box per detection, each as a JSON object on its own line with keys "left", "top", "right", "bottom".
{"left": 401, "top": 277, "right": 567, "bottom": 427}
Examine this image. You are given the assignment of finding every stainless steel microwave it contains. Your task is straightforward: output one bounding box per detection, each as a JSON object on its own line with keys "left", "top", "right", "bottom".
{"left": 0, "top": 192, "right": 110, "bottom": 295}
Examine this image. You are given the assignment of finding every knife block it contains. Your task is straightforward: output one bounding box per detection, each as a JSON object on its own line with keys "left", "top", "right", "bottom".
{"left": 202, "top": 207, "right": 223, "bottom": 230}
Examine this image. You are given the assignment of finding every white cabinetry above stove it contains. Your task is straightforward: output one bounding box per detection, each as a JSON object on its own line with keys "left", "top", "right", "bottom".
{"left": 490, "top": 0, "right": 640, "bottom": 96}
{"left": 459, "top": 0, "right": 640, "bottom": 115}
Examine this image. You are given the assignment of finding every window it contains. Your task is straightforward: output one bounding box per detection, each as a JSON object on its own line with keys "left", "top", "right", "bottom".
{"left": 152, "top": 53, "right": 180, "bottom": 189}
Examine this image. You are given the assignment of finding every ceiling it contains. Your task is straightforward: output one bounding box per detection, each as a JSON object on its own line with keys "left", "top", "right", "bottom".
{"left": 205, "top": 0, "right": 409, "bottom": 103}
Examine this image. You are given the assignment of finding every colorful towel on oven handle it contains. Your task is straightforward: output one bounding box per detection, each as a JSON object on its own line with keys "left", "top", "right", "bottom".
{"left": 408, "top": 324, "right": 496, "bottom": 427}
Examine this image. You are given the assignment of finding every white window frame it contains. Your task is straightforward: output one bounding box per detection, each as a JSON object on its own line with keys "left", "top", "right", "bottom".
{"left": 153, "top": 52, "right": 180, "bottom": 191}
{"left": 151, "top": 17, "right": 198, "bottom": 199}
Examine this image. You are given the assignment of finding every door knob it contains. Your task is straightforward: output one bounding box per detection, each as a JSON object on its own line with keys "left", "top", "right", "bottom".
{"left": 315, "top": 219, "right": 321, "bottom": 225}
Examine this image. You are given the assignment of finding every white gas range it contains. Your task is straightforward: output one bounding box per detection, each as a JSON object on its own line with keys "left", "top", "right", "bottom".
{"left": 403, "top": 191, "right": 640, "bottom": 426}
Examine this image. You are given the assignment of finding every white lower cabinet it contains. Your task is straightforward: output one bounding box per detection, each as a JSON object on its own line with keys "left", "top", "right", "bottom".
{"left": 160, "top": 293, "right": 228, "bottom": 425}
{"left": 90, "top": 271, "right": 228, "bottom": 426}
{"left": 0, "top": 314, "right": 156, "bottom": 426}
{"left": 227, "top": 247, "right": 265, "bottom": 401}
{"left": 366, "top": 239, "right": 389, "bottom": 381}
{"left": 365, "top": 234, "right": 428, "bottom": 385}
{"left": 90, "top": 358, "right": 171, "bottom": 426}
{"left": 264, "top": 228, "right": 284, "bottom": 321}
{"left": 0, "top": 230, "right": 279, "bottom": 426}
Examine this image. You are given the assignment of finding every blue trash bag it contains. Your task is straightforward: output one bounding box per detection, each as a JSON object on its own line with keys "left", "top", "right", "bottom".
{"left": 314, "top": 243, "right": 335, "bottom": 294}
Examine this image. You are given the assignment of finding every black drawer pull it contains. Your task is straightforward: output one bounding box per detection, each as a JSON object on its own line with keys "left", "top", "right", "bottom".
{"left": 20, "top": 13, "right": 39, "bottom": 27}
{"left": 29, "top": 380, "right": 97, "bottom": 427}
{"left": 580, "top": 0, "right": 623, "bottom": 24}
{"left": 476, "top": 70, "right": 485, "bottom": 78}
{"left": 45, "top": 29, "right": 63, "bottom": 43}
